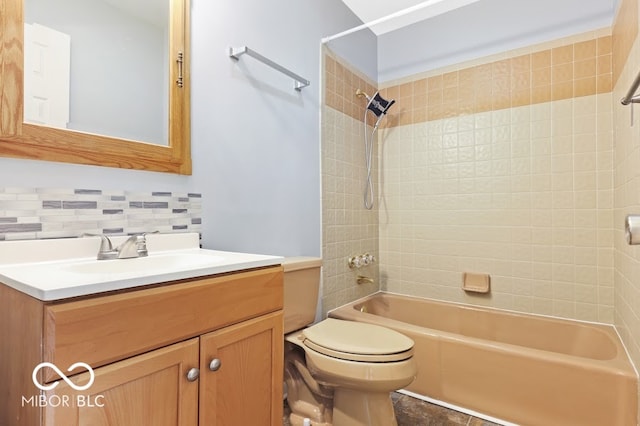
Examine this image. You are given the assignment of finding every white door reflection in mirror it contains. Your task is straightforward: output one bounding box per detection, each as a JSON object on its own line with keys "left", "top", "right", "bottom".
{"left": 24, "top": 0, "right": 169, "bottom": 146}
{"left": 24, "top": 23, "right": 71, "bottom": 129}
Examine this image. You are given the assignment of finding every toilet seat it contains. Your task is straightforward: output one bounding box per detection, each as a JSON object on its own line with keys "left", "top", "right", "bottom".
{"left": 302, "top": 318, "right": 414, "bottom": 362}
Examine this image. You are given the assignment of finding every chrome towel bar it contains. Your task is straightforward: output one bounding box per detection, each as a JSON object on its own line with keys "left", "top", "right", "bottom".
{"left": 229, "top": 46, "right": 310, "bottom": 91}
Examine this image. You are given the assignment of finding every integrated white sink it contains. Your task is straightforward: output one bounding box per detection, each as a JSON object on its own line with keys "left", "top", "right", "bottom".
{"left": 61, "top": 252, "right": 226, "bottom": 275}
{"left": 0, "top": 233, "right": 283, "bottom": 301}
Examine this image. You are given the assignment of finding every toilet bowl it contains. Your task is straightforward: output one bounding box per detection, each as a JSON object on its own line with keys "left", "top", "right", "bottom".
{"left": 283, "top": 257, "right": 417, "bottom": 426}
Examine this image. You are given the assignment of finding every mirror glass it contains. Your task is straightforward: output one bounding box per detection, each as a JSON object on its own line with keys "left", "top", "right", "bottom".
{"left": 24, "top": 0, "right": 169, "bottom": 145}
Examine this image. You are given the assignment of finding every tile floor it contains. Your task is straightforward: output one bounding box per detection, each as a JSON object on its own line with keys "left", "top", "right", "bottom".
{"left": 390, "top": 393, "right": 501, "bottom": 426}
{"left": 283, "top": 392, "right": 502, "bottom": 426}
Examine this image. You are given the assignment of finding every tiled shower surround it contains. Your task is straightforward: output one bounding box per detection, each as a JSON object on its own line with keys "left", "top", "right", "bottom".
{"left": 0, "top": 188, "right": 202, "bottom": 241}
{"left": 374, "top": 27, "right": 615, "bottom": 322}
{"left": 321, "top": 49, "right": 380, "bottom": 315}
{"left": 323, "top": 28, "right": 615, "bottom": 321}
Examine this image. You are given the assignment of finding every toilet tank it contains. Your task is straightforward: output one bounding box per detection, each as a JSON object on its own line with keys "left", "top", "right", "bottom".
{"left": 283, "top": 257, "right": 322, "bottom": 334}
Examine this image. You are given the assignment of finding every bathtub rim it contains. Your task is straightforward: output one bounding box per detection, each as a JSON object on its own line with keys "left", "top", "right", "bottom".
{"left": 331, "top": 290, "right": 621, "bottom": 329}
{"left": 328, "top": 291, "right": 638, "bottom": 378}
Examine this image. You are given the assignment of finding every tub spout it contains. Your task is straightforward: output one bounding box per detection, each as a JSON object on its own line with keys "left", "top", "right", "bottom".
{"left": 357, "top": 275, "right": 374, "bottom": 285}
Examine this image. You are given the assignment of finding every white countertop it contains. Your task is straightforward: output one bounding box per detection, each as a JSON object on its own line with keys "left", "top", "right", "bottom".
{"left": 0, "top": 233, "right": 283, "bottom": 301}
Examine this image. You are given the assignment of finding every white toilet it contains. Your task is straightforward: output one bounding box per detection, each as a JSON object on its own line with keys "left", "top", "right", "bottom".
{"left": 283, "top": 257, "right": 417, "bottom": 426}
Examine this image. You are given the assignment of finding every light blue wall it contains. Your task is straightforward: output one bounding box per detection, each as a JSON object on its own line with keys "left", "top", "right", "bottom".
{"left": 190, "top": 0, "right": 372, "bottom": 256}
{"left": 0, "top": 0, "right": 372, "bottom": 257}
{"left": 378, "top": 0, "right": 618, "bottom": 82}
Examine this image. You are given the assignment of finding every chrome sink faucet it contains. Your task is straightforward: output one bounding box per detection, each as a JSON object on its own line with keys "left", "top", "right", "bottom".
{"left": 83, "top": 232, "right": 157, "bottom": 260}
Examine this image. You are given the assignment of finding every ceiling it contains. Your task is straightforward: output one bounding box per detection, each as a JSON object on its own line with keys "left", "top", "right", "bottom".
{"left": 340, "top": 0, "right": 484, "bottom": 35}
{"left": 341, "top": 0, "right": 620, "bottom": 36}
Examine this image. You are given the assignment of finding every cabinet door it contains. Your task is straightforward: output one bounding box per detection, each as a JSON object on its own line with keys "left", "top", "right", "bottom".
{"left": 44, "top": 338, "right": 200, "bottom": 426}
{"left": 199, "top": 311, "right": 283, "bottom": 426}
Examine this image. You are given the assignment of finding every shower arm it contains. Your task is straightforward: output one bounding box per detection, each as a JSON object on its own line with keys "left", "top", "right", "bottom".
{"left": 356, "top": 89, "right": 371, "bottom": 101}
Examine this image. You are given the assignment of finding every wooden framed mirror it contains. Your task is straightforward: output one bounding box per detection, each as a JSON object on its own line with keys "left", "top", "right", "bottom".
{"left": 0, "top": 0, "right": 191, "bottom": 174}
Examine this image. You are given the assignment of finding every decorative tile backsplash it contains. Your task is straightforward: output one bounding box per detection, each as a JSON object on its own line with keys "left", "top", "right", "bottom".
{"left": 0, "top": 188, "right": 202, "bottom": 241}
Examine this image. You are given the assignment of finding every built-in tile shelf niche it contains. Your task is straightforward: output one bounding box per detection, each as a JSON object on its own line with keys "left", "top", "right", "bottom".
{"left": 0, "top": 188, "right": 202, "bottom": 241}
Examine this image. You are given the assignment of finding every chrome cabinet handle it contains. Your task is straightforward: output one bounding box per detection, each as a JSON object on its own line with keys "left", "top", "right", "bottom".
{"left": 209, "top": 359, "right": 221, "bottom": 372}
{"left": 186, "top": 367, "right": 200, "bottom": 382}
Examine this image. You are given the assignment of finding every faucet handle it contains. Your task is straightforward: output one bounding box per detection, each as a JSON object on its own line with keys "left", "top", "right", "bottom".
{"left": 136, "top": 231, "right": 159, "bottom": 257}
{"left": 81, "top": 233, "right": 113, "bottom": 252}
{"left": 136, "top": 235, "right": 149, "bottom": 257}
{"left": 82, "top": 233, "right": 118, "bottom": 260}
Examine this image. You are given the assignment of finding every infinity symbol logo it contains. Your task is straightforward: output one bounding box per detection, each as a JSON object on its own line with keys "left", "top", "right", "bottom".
{"left": 32, "top": 362, "right": 95, "bottom": 391}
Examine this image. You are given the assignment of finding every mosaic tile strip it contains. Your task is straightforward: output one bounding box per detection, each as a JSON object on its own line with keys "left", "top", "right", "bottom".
{"left": 0, "top": 188, "right": 202, "bottom": 241}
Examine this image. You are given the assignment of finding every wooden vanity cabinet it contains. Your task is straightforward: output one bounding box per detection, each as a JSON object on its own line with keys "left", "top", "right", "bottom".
{"left": 199, "top": 312, "right": 283, "bottom": 425}
{"left": 0, "top": 266, "right": 284, "bottom": 426}
{"left": 44, "top": 338, "right": 201, "bottom": 426}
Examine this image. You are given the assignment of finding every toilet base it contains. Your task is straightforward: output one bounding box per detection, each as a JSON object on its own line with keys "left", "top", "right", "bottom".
{"left": 289, "top": 412, "right": 332, "bottom": 426}
{"left": 332, "top": 389, "right": 397, "bottom": 426}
